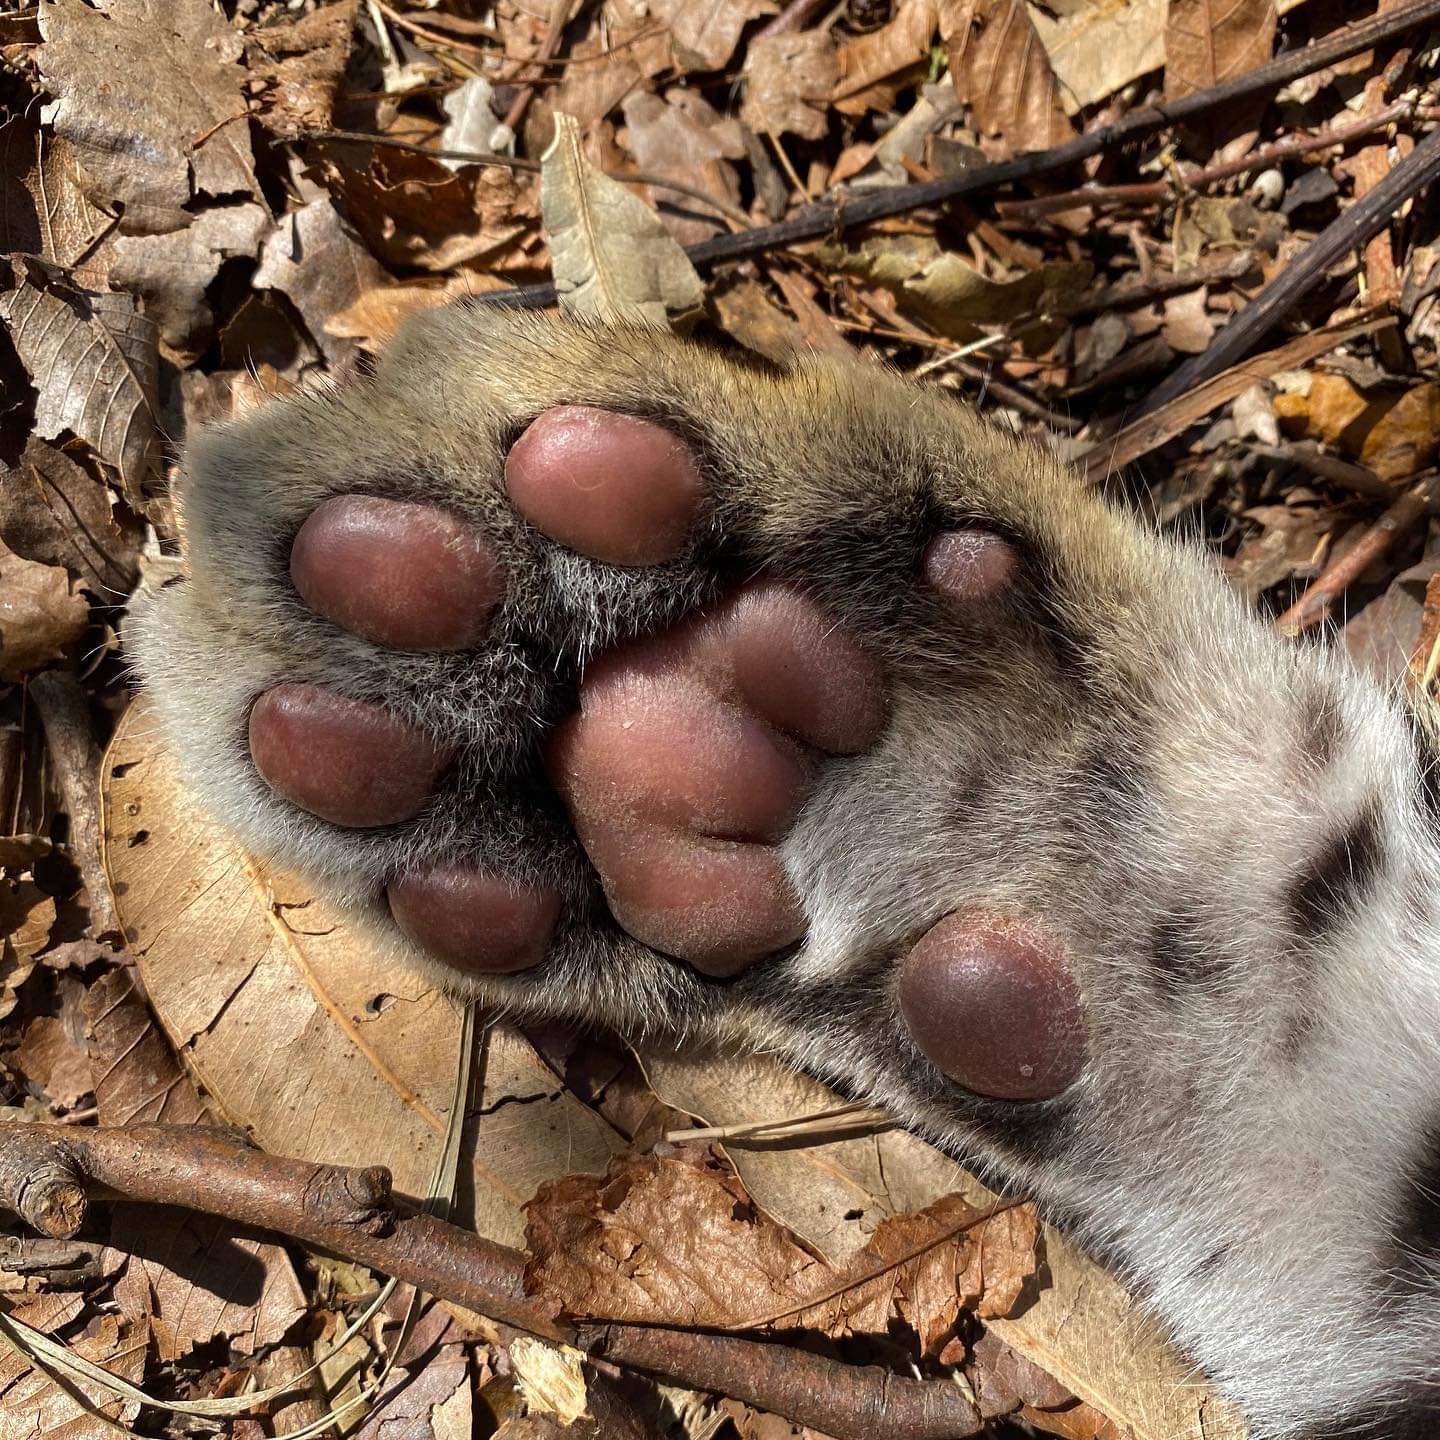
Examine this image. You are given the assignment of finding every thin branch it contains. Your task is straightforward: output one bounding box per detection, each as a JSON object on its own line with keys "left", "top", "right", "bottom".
{"left": 474, "top": 0, "right": 1440, "bottom": 308}
{"left": 0, "top": 1122, "right": 986, "bottom": 1440}
{"left": 996, "top": 96, "right": 1421, "bottom": 219}
{"left": 1140, "top": 122, "right": 1440, "bottom": 414}
{"left": 1273, "top": 476, "right": 1437, "bottom": 635}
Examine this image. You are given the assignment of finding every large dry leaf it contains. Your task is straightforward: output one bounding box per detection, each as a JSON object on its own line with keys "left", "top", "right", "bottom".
{"left": 1275, "top": 374, "right": 1440, "bottom": 482}
{"left": 109, "top": 203, "right": 270, "bottom": 355}
{"left": 642, "top": 1048, "right": 1249, "bottom": 1440}
{"left": 944, "top": 0, "right": 1077, "bottom": 154}
{"left": 541, "top": 112, "right": 703, "bottom": 328}
{"left": 741, "top": 31, "right": 839, "bottom": 141}
{"left": 0, "top": 541, "right": 88, "bottom": 682}
{"left": 100, "top": 703, "right": 623, "bottom": 1246}
{"left": 0, "top": 120, "right": 114, "bottom": 273}
{"left": 37, "top": 0, "right": 260, "bottom": 235}
{"left": 525, "top": 1147, "right": 1036, "bottom": 1353}
{"left": 1164, "top": 0, "right": 1277, "bottom": 98}
{"left": 1030, "top": 0, "right": 1167, "bottom": 115}
{"left": 85, "top": 942, "right": 313, "bottom": 1363}
{"left": 0, "top": 261, "right": 160, "bottom": 503}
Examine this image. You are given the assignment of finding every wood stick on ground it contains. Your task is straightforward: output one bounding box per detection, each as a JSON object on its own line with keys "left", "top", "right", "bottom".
{"left": 473, "top": 0, "right": 1440, "bottom": 309}
{"left": 0, "top": 1122, "right": 986, "bottom": 1440}
{"left": 1140, "top": 123, "right": 1440, "bottom": 415}
{"left": 996, "top": 97, "right": 1420, "bottom": 219}
{"left": 1273, "top": 476, "right": 1437, "bottom": 636}
{"left": 1080, "top": 314, "right": 1389, "bottom": 483}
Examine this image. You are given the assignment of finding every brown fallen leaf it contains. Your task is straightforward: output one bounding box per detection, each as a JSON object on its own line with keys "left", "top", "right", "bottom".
{"left": 651, "top": 0, "right": 778, "bottom": 72}
{"left": 833, "top": 0, "right": 938, "bottom": 115}
{"left": 101, "top": 702, "right": 623, "bottom": 1246}
{"left": 315, "top": 140, "right": 534, "bottom": 273}
{"left": 37, "top": 0, "right": 261, "bottom": 235}
{"left": 742, "top": 31, "right": 839, "bottom": 142}
{"left": 14, "top": 1014, "right": 92, "bottom": 1112}
{"left": 944, "top": 0, "right": 1077, "bottom": 155}
{"left": 109, "top": 203, "right": 270, "bottom": 356}
{"left": 0, "top": 541, "right": 88, "bottom": 682}
{"left": 83, "top": 967, "right": 209, "bottom": 1127}
{"left": 0, "top": 882, "right": 54, "bottom": 1021}
{"left": 244, "top": 0, "right": 358, "bottom": 139}
{"left": 0, "top": 119, "right": 114, "bottom": 274}
{"left": 325, "top": 276, "right": 499, "bottom": 353}
{"left": 620, "top": 90, "right": 746, "bottom": 245}
{"left": 525, "top": 1146, "right": 1036, "bottom": 1354}
{"left": 542, "top": 112, "right": 703, "bottom": 328}
{"left": 1028, "top": 0, "right": 1167, "bottom": 115}
{"left": 1275, "top": 374, "right": 1440, "bottom": 481}
{"left": 254, "top": 198, "right": 391, "bottom": 365}
{"left": 1164, "top": 0, "right": 1276, "bottom": 154}
{"left": 710, "top": 276, "right": 811, "bottom": 363}
{"left": 0, "top": 259, "right": 160, "bottom": 506}
{"left": 0, "top": 1306, "right": 146, "bottom": 1435}
{"left": 0, "top": 438, "right": 142, "bottom": 598}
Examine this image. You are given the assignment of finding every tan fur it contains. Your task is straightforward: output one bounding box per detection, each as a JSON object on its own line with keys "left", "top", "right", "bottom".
{"left": 130, "top": 307, "right": 1440, "bottom": 1438}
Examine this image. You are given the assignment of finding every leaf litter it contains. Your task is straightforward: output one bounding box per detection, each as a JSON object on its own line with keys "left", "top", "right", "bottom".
{"left": 0, "top": 0, "right": 1435, "bottom": 1435}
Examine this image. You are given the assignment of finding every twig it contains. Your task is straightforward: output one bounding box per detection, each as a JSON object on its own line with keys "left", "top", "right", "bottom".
{"left": 502, "top": 0, "right": 574, "bottom": 133}
{"left": 1140, "top": 123, "right": 1440, "bottom": 414}
{"left": 996, "top": 96, "right": 1420, "bottom": 219}
{"left": 1249, "top": 442, "right": 1393, "bottom": 500}
{"left": 477, "top": 0, "right": 1440, "bottom": 308}
{"left": 1273, "top": 476, "right": 1437, "bottom": 635}
{"left": 0, "top": 1123, "right": 985, "bottom": 1440}
{"left": 300, "top": 130, "right": 753, "bottom": 228}
{"left": 757, "top": 0, "right": 832, "bottom": 38}
{"left": 1080, "top": 313, "right": 1389, "bottom": 482}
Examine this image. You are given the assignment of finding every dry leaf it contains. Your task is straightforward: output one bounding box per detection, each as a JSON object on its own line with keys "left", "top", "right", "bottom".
{"left": 541, "top": 112, "right": 703, "bottom": 328}
{"left": 833, "top": 0, "right": 938, "bottom": 115}
{"left": 0, "top": 541, "right": 88, "bottom": 682}
{"left": 0, "top": 438, "right": 142, "bottom": 597}
{"left": 742, "top": 31, "right": 839, "bottom": 141}
{"left": 642, "top": 1047, "right": 1248, "bottom": 1440}
{"left": 1274, "top": 375, "right": 1440, "bottom": 481}
{"left": 109, "top": 203, "right": 270, "bottom": 355}
{"left": 101, "top": 703, "right": 623, "bottom": 1247}
{"left": 254, "top": 198, "right": 390, "bottom": 364}
{"left": 83, "top": 966, "right": 210, "bottom": 1127}
{"left": 651, "top": 0, "right": 778, "bottom": 72}
{"left": 1160, "top": 287, "right": 1217, "bottom": 354}
{"left": 0, "top": 882, "right": 54, "bottom": 1019}
{"left": 711, "top": 276, "right": 809, "bottom": 362}
{"left": 525, "top": 1150, "right": 823, "bottom": 1326}
{"left": 1164, "top": 0, "right": 1276, "bottom": 155}
{"left": 0, "top": 120, "right": 114, "bottom": 273}
{"left": 14, "top": 1014, "right": 92, "bottom": 1111}
{"left": 525, "top": 1146, "right": 1034, "bottom": 1354}
{"left": 0, "top": 1308, "right": 146, "bottom": 1434}
{"left": 1029, "top": 0, "right": 1167, "bottom": 115}
{"left": 944, "top": 0, "right": 1077, "bottom": 154}
{"left": 324, "top": 276, "right": 498, "bottom": 352}
{"left": 244, "top": 0, "right": 358, "bottom": 138}
{"left": 620, "top": 90, "right": 745, "bottom": 245}
{"left": 0, "top": 260, "right": 160, "bottom": 504}
{"left": 1164, "top": 0, "right": 1276, "bottom": 98}
{"left": 37, "top": 0, "right": 260, "bottom": 235}
{"left": 315, "top": 141, "right": 533, "bottom": 272}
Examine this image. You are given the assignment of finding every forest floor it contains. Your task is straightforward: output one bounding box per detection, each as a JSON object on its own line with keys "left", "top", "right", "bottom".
{"left": 0, "top": 0, "right": 1437, "bottom": 1435}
